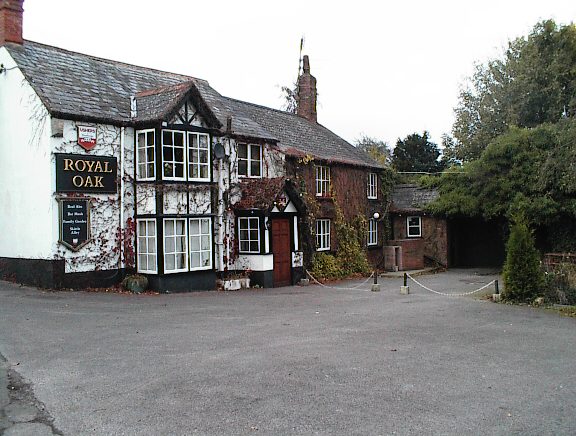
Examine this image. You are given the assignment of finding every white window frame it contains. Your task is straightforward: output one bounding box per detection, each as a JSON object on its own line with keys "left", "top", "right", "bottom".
{"left": 162, "top": 130, "right": 186, "bottom": 181}
{"left": 136, "top": 218, "right": 157, "bottom": 273}
{"left": 316, "top": 165, "right": 331, "bottom": 197}
{"left": 407, "top": 216, "right": 422, "bottom": 238}
{"left": 163, "top": 218, "right": 189, "bottom": 273}
{"left": 367, "top": 172, "right": 378, "bottom": 199}
{"left": 237, "top": 143, "right": 263, "bottom": 178}
{"left": 238, "top": 217, "right": 261, "bottom": 253}
{"left": 368, "top": 218, "right": 378, "bottom": 246}
{"left": 189, "top": 217, "right": 213, "bottom": 270}
{"left": 136, "top": 129, "right": 156, "bottom": 181}
{"left": 316, "top": 219, "right": 331, "bottom": 251}
{"left": 187, "top": 132, "right": 211, "bottom": 182}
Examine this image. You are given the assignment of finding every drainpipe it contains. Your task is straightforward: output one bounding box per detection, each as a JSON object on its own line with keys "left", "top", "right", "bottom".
{"left": 119, "top": 126, "right": 125, "bottom": 270}
{"left": 217, "top": 153, "right": 225, "bottom": 272}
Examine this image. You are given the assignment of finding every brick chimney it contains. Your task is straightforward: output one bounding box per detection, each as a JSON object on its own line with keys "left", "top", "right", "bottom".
{"left": 296, "top": 55, "right": 317, "bottom": 123}
{"left": 0, "top": 0, "right": 24, "bottom": 46}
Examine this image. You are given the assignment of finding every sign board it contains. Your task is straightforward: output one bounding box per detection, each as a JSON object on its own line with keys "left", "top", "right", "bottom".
{"left": 77, "top": 126, "right": 97, "bottom": 151}
{"left": 59, "top": 199, "right": 90, "bottom": 251}
{"left": 55, "top": 153, "right": 117, "bottom": 193}
{"left": 292, "top": 251, "right": 303, "bottom": 268}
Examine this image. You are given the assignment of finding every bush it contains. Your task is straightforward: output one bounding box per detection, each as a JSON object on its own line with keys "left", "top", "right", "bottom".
{"left": 502, "top": 218, "right": 545, "bottom": 302}
{"left": 311, "top": 252, "right": 344, "bottom": 280}
{"left": 543, "top": 263, "right": 576, "bottom": 305}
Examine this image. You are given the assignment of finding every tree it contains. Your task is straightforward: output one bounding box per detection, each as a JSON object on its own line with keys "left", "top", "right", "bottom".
{"left": 428, "top": 120, "right": 576, "bottom": 251}
{"left": 502, "top": 217, "right": 544, "bottom": 302}
{"left": 448, "top": 20, "right": 576, "bottom": 162}
{"left": 354, "top": 135, "right": 390, "bottom": 165}
{"left": 392, "top": 131, "right": 444, "bottom": 173}
{"left": 280, "top": 83, "right": 298, "bottom": 114}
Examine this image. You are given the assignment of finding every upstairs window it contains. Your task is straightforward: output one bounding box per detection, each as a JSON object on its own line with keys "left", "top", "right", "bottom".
{"left": 188, "top": 132, "right": 210, "bottom": 181}
{"left": 407, "top": 216, "right": 422, "bottom": 238}
{"left": 367, "top": 172, "right": 377, "bottom": 199}
{"left": 368, "top": 218, "right": 378, "bottom": 246}
{"left": 161, "top": 130, "right": 211, "bottom": 181}
{"left": 238, "top": 217, "right": 260, "bottom": 253}
{"left": 238, "top": 143, "right": 262, "bottom": 178}
{"left": 316, "top": 219, "right": 331, "bottom": 251}
{"left": 316, "top": 165, "right": 331, "bottom": 197}
{"left": 162, "top": 130, "right": 186, "bottom": 180}
{"left": 136, "top": 129, "right": 156, "bottom": 181}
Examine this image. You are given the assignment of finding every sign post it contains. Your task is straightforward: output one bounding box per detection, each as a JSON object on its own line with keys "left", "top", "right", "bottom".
{"left": 59, "top": 199, "right": 91, "bottom": 251}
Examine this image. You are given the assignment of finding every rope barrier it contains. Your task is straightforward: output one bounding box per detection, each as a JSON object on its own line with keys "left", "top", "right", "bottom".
{"left": 305, "top": 269, "right": 375, "bottom": 291}
{"left": 406, "top": 273, "right": 495, "bottom": 297}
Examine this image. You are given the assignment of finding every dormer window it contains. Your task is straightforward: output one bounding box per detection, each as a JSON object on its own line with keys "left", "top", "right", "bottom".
{"left": 315, "top": 165, "right": 331, "bottom": 197}
{"left": 238, "top": 143, "right": 262, "bottom": 178}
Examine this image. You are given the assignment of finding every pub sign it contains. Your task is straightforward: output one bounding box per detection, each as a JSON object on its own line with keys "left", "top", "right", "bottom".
{"left": 77, "top": 126, "right": 97, "bottom": 151}
{"left": 55, "top": 153, "right": 117, "bottom": 193}
{"left": 59, "top": 199, "right": 91, "bottom": 251}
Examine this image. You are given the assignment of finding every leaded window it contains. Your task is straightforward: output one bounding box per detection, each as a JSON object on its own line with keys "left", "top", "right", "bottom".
{"left": 238, "top": 217, "right": 260, "bottom": 253}
{"left": 137, "top": 219, "right": 157, "bottom": 273}
{"left": 188, "top": 132, "right": 210, "bottom": 181}
{"left": 189, "top": 218, "right": 212, "bottom": 269}
{"left": 136, "top": 129, "right": 156, "bottom": 180}
{"left": 164, "top": 218, "right": 188, "bottom": 273}
{"left": 162, "top": 130, "right": 186, "bottom": 180}
{"left": 238, "top": 143, "right": 262, "bottom": 178}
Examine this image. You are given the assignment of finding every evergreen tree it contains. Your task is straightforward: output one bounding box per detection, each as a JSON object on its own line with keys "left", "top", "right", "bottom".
{"left": 502, "top": 217, "right": 544, "bottom": 302}
{"left": 392, "top": 131, "right": 444, "bottom": 173}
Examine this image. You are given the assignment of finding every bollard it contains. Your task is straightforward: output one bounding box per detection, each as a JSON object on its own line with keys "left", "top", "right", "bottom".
{"left": 371, "top": 268, "right": 380, "bottom": 292}
{"left": 492, "top": 279, "right": 501, "bottom": 302}
{"left": 400, "top": 272, "right": 410, "bottom": 295}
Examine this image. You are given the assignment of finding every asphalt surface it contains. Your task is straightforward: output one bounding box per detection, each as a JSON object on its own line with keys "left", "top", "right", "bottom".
{"left": 0, "top": 269, "right": 575, "bottom": 435}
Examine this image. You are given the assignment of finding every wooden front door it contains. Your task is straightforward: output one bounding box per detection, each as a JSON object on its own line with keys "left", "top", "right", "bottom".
{"left": 272, "top": 218, "right": 291, "bottom": 287}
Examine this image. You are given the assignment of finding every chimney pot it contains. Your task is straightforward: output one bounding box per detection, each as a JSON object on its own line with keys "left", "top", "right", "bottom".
{"left": 0, "top": 0, "right": 24, "bottom": 46}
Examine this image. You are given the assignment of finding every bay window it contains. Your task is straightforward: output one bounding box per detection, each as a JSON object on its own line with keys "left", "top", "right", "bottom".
{"left": 163, "top": 218, "right": 188, "bottom": 273}
{"left": 136, "top": 219, "right": 157, "bottom": 273}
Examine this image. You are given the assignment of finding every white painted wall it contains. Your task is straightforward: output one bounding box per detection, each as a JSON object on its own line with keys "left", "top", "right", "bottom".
{"left": 49, "top": 120, "right": 135, "bottom": 273}
{"left": 232, "top": 254, "right": 273, "bottom": 272}
{"left": 0, "top": 48, "right": 54, "bottom": 259}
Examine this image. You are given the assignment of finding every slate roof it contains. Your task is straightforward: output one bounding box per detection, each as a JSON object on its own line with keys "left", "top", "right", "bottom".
{"left": 4, "top": 40, "right": 383, "bottom": 169}
{"left": 390, "top": 184, "right": 439, "bottom": 213}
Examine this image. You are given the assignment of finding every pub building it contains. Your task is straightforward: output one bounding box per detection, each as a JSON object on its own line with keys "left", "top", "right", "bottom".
{"left": 0, "top": 0, "right": 386, "bottom": 291}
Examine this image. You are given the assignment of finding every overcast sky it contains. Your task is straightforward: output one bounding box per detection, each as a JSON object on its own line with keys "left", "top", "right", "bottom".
{"left": 21, "top": 0, "right": 576, "bottom": 147}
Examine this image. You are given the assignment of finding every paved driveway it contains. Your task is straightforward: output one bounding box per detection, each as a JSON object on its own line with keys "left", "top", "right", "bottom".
{"left": 0, "top": 270, "right": 574, "bottom": 435}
